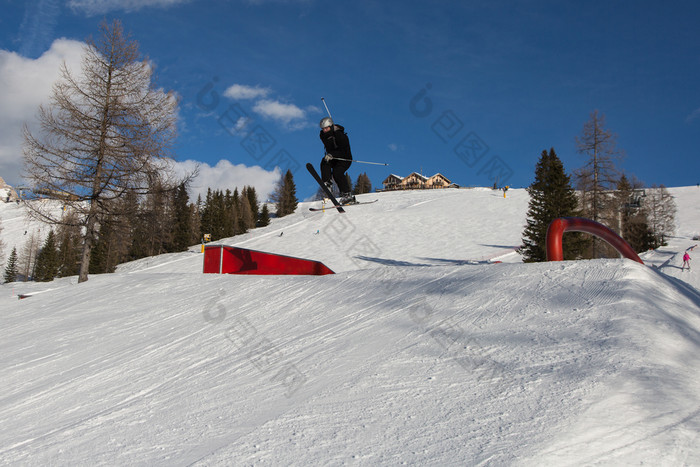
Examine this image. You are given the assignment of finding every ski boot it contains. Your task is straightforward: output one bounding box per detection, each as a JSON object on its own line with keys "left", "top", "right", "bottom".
{"left": 339, "top": 193, "right": 356, "bottom": 205}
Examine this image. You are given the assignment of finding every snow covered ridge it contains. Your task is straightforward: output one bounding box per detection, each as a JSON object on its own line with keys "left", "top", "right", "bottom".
{"left": 0, "top": 176, "right": 20, "bottom": 202}
{"left": 1, "top": 186, "right": 700, "bottom": 464}
{"left": 0, "top": 198, "right": 66, "bottom": 271}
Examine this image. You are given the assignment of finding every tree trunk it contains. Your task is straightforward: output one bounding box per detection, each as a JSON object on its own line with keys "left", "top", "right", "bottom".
{"left": 78, "top": 213, "right": 98, "bottom": 282}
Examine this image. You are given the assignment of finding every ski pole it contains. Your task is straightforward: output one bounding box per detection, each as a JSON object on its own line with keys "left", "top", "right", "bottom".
{"left": 321, "top": 98, "right": 387, "bottom": 166}
{"left": 321, "top": 97, "right": 332, "bottom": 118}
{"left": 329, "top": 157, "right": 388, "bottom": 166}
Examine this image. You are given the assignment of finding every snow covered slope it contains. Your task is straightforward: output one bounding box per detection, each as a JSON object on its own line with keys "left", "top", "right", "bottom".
{"left": 1, "top": 187, "right": 700, "bottom": 465}
{"left": 116, "top": 187, "right": 529, "bottom": 277}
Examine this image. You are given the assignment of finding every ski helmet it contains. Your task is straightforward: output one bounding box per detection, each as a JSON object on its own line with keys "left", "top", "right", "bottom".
{"left": 320, "top": 117, "right": 334, "bottom": 129}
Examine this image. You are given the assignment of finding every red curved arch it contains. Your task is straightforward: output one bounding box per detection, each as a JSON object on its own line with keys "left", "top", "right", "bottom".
{"left": 546, "top": 217, "right": 644, "bottom": 264}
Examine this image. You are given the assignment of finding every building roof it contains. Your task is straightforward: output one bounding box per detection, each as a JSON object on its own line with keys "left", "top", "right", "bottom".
{"left": 405, "top": 172, "right": 429, "bottom": 182}
{"left": 382, "top": 172, "right": 454, "bottom": 187}
{"left": 382, "top": 174, "right": 405, "bottom": 184}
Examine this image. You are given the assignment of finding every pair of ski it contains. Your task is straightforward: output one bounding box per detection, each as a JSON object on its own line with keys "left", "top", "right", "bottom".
{"left": 306, "top": 163, "right": 377, "bottom": 213}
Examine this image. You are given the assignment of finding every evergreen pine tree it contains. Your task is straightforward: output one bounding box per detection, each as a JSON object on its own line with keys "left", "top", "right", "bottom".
{"left": 213, "top": 189, "right": 227, "bottom": 240}
{"left": 521, "top": 148, "right": 588, "bottom": 262}
{"left": 273, "top": 170, "right": 298, "bottom": 217}
{"left": 616, "top": 174, "right": 633, "bottom": 231}
{"left": 129, "top": 206, "right": 152, "bottom": 260}
{"left": 129, "top": 182, "right": 174, "bottom": 259}
{"left": 172, "top": 182, "right": 194, "bottom": 251}
{"left": 203, "top": 189, "right": 228, "bottom": 241}
{"left": 56, "top": 212, "right": 82, "bottom": 277}
{"left": 353, "top": 173, "right": 372, "bottom": 194}
{"left": 238, "top": 189, "right": 254, "bottom": 234}
{"left": 111, "top": 191, "right": 139, "bottom": 264}
{"left": 258, "top": 204, "right": 271, "bottom": 227}
{"left": 89, "top": 211, "right": 133, "bottom": 274}
{"left": 616, "top": 175, "right": 655, "bottom": 253}
{"left": 200, "top": 188, "right": 215, "bottom": 241}
{"left": 4, "top": 247, "right": 19, "bottom": 283}
{"left": 226, "top": 188, "right": 240, "bottom": 237}
{"left": 189, "top": 202, "right": 200, "bottom": 245}
{"left": 244, "top": 186, "right": 259, "bottom": 224}
{"left": 625, "top": 213, "right": 655, "bottom": 253}
{"left": 89, "top": 222, "right": 111, "bottom": 274}
{"left": 34, "top": 230, "right": 60, "bottom": 282}
{"left": 285, "top": 171, "right": 299, "bottom": 214}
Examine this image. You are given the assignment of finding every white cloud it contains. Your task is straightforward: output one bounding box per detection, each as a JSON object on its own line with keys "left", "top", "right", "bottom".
{"left": 68, "top": 0, "right": 191, "bottom": 15}
{"left": 232, "top": 116, "right": 253, "bottom": 134}
{"left": 0, "top": 39, "right": 85, "bottom": 186}
{"left": 174, "top": 159, "right": 280, "bottom": 202}
{"left": 224, "top": 84, "right": 270, "bottom": 100}
{"left": 253, "top": 99, "right": 306, "bottom": 126}
{"left": 223, "top": 83, "right": 311, "bottom": 130}
{"left": 0, "top": 39, "right": 284, "bottom": 205}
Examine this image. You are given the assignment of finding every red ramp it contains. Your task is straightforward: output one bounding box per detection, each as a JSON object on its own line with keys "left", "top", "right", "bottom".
{"left": 203, "top": 245, "right": 335, "bottom": 275}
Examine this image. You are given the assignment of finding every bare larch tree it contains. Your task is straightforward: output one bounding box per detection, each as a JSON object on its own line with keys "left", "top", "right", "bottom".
{"left": 23, "top": 20, "right": 181, "bottom": 282}
{"left": 575, "top": 110, "right": 623, "bottom": 222}
{"left": 644, "top": 185, "right": 677, "bottom": 248}
{"left": 574, "top": 110, "right": 624, "bottom": 257}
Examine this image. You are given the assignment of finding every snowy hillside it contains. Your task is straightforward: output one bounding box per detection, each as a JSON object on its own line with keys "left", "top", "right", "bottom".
{"left": 1, "top": 187, "right": 700, "bottom": 465}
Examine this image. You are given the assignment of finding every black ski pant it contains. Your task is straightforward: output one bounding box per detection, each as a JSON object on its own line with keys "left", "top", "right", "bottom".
{"left": 320, "top": 158, "right": 352, "bottom": 193}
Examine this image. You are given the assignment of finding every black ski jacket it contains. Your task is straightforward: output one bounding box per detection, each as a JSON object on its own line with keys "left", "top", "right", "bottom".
{"left": 319, "top": 124, "right": 352, "bottom": 161}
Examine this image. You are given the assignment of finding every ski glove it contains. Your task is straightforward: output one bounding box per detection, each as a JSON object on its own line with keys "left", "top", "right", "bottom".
{"left": 324, "top": 153, "right": 333, "bottom": 162}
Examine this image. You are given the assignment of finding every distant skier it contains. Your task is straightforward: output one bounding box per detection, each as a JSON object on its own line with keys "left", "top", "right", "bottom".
{"left": 682, "top": 251, "right": 691, "bottom": 271}
{"left": 319, "top": 117, "right": 354, "bottom": 205}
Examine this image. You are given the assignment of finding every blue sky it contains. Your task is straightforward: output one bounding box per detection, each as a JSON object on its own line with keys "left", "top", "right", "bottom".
{"left": 1, "top": 0, "right": 699, "bottom": 201}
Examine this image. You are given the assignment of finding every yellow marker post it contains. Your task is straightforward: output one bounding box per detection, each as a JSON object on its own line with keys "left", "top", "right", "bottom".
{"left": 202, "top": 234, "right": 212, "bottom": 253}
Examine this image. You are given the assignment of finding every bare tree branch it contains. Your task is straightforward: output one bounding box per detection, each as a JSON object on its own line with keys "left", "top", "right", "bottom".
{"left": 22, "top": 19, "right": 190, "bottom": 283}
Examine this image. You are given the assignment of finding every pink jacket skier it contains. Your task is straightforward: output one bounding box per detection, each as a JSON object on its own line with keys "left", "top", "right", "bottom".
{"left": 682, "top": 252, "right": 691, "bottom": 270}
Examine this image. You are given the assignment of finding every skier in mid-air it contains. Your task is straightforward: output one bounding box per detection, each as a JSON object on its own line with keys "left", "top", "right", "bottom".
{"left": 319, "top": 117, "right": 355, "bottom": 205}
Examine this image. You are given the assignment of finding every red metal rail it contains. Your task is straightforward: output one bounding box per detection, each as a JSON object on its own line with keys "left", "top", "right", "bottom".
{"left": 546, "top": 217, "right": 644, "bottom": 264}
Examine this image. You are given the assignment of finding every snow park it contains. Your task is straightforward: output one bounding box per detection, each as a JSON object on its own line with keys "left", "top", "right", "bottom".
{"left": 1, "top": 184, "right": 700, "bottom": 465}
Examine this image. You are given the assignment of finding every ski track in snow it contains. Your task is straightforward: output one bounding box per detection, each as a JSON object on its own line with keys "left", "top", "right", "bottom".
{"left": 1, "top": 187, "right": 700, "bottom": 465}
